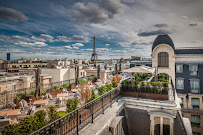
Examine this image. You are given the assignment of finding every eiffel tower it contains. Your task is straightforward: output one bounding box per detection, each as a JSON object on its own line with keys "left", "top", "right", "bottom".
{"left": 91, "top": 36, "right": 98, "bottom": 62}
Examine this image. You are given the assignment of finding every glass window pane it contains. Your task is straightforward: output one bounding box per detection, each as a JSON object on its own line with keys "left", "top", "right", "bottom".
{"left": 191, "top": 115, "right": 200, "bottom": 124}
{"left": 191, "top": 98, "right": 199, "bottom": 106}
{"left": 176, "top": 79, "right": 184, "bottom": 89}
{"left": 158, "top": 52, "right": 169, "bottom": 67}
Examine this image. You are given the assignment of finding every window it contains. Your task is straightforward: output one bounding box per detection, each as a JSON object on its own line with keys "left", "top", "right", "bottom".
{"left": 176, "top": 64, "right": 183, "bottom": 73}
{"left": 12, "top": 85, "right": 16, "bottom": 90}
{"left": 191, "top": 115, "right": 200, "bottom": 125}
{"left": 176, "top": 79, "right": 184, "bottom": 89}
{"left": 180, "top": 98, "right": 184, "bottom": 107}
{"left": 191, "top": 98, "right": 200, "bottom": 107}
{"left": 190, "top": 80, "right": 199, "bottom": 93}
{"left": 154, "top": 117, "right": 170, "bottom": 135}
{"left": 158, "top": 52, "right": 169, "bottom": 67}
{"left": 30, "top": 83, "right": 33, "bottom": 88}
{"left": 189, "top": 65, "right": 198, "bottom": 76}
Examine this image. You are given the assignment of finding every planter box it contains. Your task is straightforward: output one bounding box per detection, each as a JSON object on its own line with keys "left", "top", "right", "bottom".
{"left": 121, "top": 91, "right": 168, "bottom": 100}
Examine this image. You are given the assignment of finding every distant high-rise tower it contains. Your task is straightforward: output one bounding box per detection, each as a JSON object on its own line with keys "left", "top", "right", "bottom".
{"left": 7, "top": 53, "right": 10, "bottom": 60}
{"left": 91, "top": 36, "right": 98, "bottom": 62}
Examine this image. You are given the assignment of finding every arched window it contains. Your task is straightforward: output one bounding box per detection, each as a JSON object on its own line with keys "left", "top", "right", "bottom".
{"left": 158, "top": 52, "right": 169, "bottom": 67}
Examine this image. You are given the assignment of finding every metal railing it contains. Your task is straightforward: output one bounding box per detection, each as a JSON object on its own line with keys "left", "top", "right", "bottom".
{"left": 30, "top": 87, "right": 120, "bottom": 135}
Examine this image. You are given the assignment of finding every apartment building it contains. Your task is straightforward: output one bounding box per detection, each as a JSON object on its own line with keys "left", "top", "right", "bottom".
{"left": 41, "top": 66, "right": 86, "bottom": 83}
{"left": 151, "top": 34, "right": 203, "bottom": 135}
{"left": 0, "top": 74, "right": 52, "bottom": 93}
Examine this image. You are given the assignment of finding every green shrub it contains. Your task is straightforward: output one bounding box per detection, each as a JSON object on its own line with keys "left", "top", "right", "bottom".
{"left": 62, "top": 83, "right": 70, "bottom": 88}
{"left": 53, "top": 85, "right": 60, "bottom": 90}
{"left": 98, "top": 86, "right": 108, "bottom": 95}
{"left": 66, "top": 98, "right": 79, "bottom": 113}
{"left": 80, "top": 79, "right": 86, "bottom": 84}
{"left": 112, "top": 81, "right": 117, "bottom": 88}
{"left": 140, "top": 81, "right": 146, "bottom": 86}
{"left": 33, "top": 110, "right": 47, "bottom": 131}
{"left": 106, "top": 83, "right": 113, "bottom": 91}
{"left": 163, "top": 82, "right": 168, "bottom": 87}
{"left": 122, "top": 80, "right": 132, "bottom": 85}
{"left": 29, "top": 91, "right": 35, "bottom": 96}
{"left": 16, "top": 93, "right": 27, "bottom": 100}
{"left": 46, "top": 106, "right": 58, "bottom": 123}
{"left": 57, "top": 111, "right": 67, "bottom": 118}
{"left": 88, "top": 77, "right": 93, "bottom": 80}
{"left": 134, "top": 80, "right": 139, "bottom": 85}
{"left": 18, "top": 116, "right": 34, "bottom": 134}
{"left": 93, "top": 77, "right": 97, "bottom": 81}
{"left": 136, "top": 77, "right": 143, "bottom": 81}
{"left": 2, "top": 124, "right": 19, "bottom": 135}
{"left": 40, "top": 90, "right": 46, "bottom": 94}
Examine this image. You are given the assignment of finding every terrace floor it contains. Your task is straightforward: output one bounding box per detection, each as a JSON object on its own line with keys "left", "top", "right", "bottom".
{"left": 79, "top": 96, "right": 179, "bottom": 135}
{"left": 79, "top": 101, "right": 122, "bottom": 135}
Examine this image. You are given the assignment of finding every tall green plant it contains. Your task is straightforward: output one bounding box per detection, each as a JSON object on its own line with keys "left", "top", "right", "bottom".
{"left": 18, "top": 116, "right": 34, "bottom": 134}
{"left": 46, "top": 106, "right": 58, "bottom": 123}
{"left": 2, "top": 124, "right": 19, "bottom": 135}
{"left": 112, "top": 81, "right": 117, "bottom": 88}
{"left": 66, "top": 98, "right": 79, "bottom": 113}
{"left": 32, "top": 110, "right": 47, "bottom": 131}
{"left": 53, "top": 85, "right": 60, "bottom": 90}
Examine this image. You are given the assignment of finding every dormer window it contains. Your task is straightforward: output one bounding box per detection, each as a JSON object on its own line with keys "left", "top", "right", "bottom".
{"left": 158, "top": 52, "right": 169, "bottom": 67}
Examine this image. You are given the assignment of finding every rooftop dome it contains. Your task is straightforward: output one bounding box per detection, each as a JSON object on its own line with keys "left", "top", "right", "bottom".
{"left": 152, "top": 34, "right": 175, "bottom": 51}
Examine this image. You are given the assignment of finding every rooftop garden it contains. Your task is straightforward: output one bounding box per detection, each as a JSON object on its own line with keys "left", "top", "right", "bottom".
{"left": 121, "top": 73, "right": 169, "bottom": 95}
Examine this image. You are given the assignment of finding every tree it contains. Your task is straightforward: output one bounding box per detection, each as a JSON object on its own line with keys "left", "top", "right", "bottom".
{"left": 79, "top": 87, "right": 85, "bottom": 103}
{"left": 85, "top": 88, "right": 91, "bottom": 103}
{"left": 116, "top": 74, "right": 120, "bottom": 85}
{"left": 2, "top": 124, "right": 19, "bottom": 135}
{"left": 66, "top": 98, "right": 79, "bottom": 113}
{"left": 46, "top": 106, "right": 58, "bottom": 123}
{"left": 112, "top": 81, "right": 117, "bottom": 88}
{"left": 113, "top": 76, "right": 116, "bottom": 82}
{"left": 32, "top": 110, "right": 47, "bottom": 131}
{"left": 18, "top": 116, "right": 34, "bottom": 134}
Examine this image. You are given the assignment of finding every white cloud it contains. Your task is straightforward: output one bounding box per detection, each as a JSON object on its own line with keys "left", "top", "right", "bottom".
{"left": 57, "top": 35, "right": 70, "bottom": 42}
{"left": 71, "top": 43, "right": 84, "bottom": 47}
{"left": 73, "top": 46, "right": 79, "bottom": 49}
{"left": 64, "top": 45, "right": 72, "bottom": 49}
{"left": 81, "top": 49, "right": 93, "bottom": 51}
{"left": 40, "top": 34, "right": 54, "bottom": 41}
{"left": 97, "top": 48, "right": 109, "bottom": 51}
{"left": 15, "top": 41, "right": 47, "bottom": 47}
{"left": 57, "top": 35, "right": 89, "bottom": 43}
{"left": 105, "top": 44, "right": 110, "bottom": 46}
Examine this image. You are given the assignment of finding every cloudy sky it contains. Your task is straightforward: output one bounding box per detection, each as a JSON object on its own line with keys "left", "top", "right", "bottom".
{"left": 0, "top": 0, "right": 203, "bottom": 60}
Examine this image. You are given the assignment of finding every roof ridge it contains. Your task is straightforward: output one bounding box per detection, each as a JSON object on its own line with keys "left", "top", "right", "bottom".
{"left": 175, "top": 47, "right": 203, "bottom": 50}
